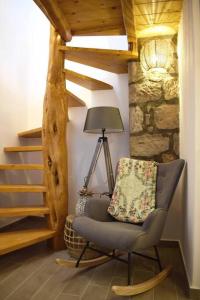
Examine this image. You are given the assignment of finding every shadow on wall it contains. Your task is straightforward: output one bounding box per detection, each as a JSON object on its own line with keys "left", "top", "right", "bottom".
{"left": 162, "top": 163, "right": 186, "bottom": 240}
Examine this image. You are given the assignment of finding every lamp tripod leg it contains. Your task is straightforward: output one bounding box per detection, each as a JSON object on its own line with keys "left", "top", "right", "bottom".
{"left": 82, "top": 134, "right": 115, "bottom": 198}
{"left": 83, "top": 138, "right": 103, "bottom": 190}
{"left": 103, "top": 139, "right": 115, "bottom": 197}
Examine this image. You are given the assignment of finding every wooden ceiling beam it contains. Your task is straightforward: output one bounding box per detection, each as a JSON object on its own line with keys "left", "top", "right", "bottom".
{"left": 134, "top": 0, "right": 182, "bottom": 4}
{"left": 134, "top": 0, "right": 183, "bottom": 36}
{"left": 134, "top": 10, "right": 181, "bottom": 17}
{"left": 33, "top": 0, "right": 72, "bottom": 41}
{"left": 121, "top": 0, "right": 137, "bottom": 52}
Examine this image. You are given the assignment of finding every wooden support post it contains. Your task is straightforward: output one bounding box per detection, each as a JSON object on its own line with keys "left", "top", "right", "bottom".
{"left": 121, "top": 0, "right": 138, "bottom": 54}
{"left": 34, "top": 0, "right": 72, "bottom": 41}
{"left": 42, "top": 26, "right": 68, "bottom": 250}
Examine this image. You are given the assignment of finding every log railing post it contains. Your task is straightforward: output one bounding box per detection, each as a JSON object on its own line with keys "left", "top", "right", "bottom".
{"left": 42, "top": 25, "right": 68, "bottom": 250}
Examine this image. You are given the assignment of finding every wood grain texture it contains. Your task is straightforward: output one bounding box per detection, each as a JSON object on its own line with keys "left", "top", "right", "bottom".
{"left": 0, "top": 184, "right": 46, "bottom": 192}
{"left": 64, "top": 69, "right": 113, "bottom": 90}
{"left": 60, "top": 46, "right": 138, "bottom": 73}
{"left": 4, "top": 146, "right": 43, "bottom": 152}
{"left": 134, "top": 1, "right": 182, "bottom": 16}
{"left": 112, "top": 265, "right": 172, "bottom": 296}
{"left": 67, "top": 90, "right": 85, "bottom": 107}
{"left": 33, "top": 0, "right": 72, "bottom": 41}
{"left": 55, "top": 0, "right": 125, "bottom": 36}
{"left": 0, "top": 229, "right": 56, "bottom": 255}
{"left": 121, "top": 0, "right": 137, "bottom": 51}
{"left": 56, "top": 255, "right": 112, "bottom": 268}
{"left": 134, "top": 0, "right": 183, "bottom": 37}
{"left": 18, "top": 127, "right": 42, "bottom": 138}
{"left": 42, "top": 26, "right": 68, "bottom": 250}
{"left": 0, "top": 164, "right": 44, "bottom": 170}
{"left": 0, "top": 206, "right": 50, "bottom": 217}
{"left": 33, "top": 0, "right": 182, "bottom": 40}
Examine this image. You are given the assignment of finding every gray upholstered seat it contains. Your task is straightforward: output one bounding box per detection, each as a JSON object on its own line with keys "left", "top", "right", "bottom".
{"left": 73, "top": 213, "right": 144, "bottom": 251}
{"left": 73, "top": 159, "right": 185, "bottom": 252}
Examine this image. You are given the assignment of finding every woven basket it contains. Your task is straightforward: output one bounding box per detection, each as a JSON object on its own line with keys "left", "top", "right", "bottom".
{"left": 64, "top": 215, "right": 101, "bottom": 260}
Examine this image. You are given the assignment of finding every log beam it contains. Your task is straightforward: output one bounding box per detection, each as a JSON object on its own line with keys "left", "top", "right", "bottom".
{"left": 43, "top": 26, "right": 68, "bottom": 250}
{"left": 121, "top": 0, "right": 137, "bottom": 52}
{"left": 34, "top": 0, "right": 72, "bottom": 41}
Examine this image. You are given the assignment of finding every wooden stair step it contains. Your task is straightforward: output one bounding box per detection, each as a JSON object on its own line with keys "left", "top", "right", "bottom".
{"left": 0, "top": 164, "right": 44, "bottom": 170}
{"left": 0, "top": 206, "right": 50, "bottom": 217}
{"left": 64, "top": 69, "right": 113, "bottom": 90}
{"left": 67, "top": 90, "right": 85, "bottom": 107}
{"left": 0, "top": 185, "right": 46, "bottom": 193}
{"left": 4, "top": 146, "right": 43, "bottom": 152}
{"left": 60, "top": 46, "right": 138, "bottom": 74}
{"left": 0, "top": 229, "right": 56, "bottom": 255}
{"left": 33, "top": 0, "right": 126, "bottom": 39}
{"left": 18, "top": 127, "right": 42, "bottom": 138}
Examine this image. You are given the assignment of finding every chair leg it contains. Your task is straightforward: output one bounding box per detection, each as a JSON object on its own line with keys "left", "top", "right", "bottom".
{"left": 75, "top": 241, "right": 89, "bottom": 267}
{"left": 154, "top": 246, "right": 162, "bottom": 272}
{"left": 127, "top": 252, "right": 132, "bottom": 285}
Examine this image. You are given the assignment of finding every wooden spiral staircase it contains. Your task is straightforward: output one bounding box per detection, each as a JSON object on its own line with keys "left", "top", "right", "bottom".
{"left": 0, "top": 0, "right": 182, "bottom": 255}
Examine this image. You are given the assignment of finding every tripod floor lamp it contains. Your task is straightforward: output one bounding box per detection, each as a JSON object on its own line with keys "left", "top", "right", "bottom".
{"left": 81, "top": 106, "right": 124, "bottom": 198}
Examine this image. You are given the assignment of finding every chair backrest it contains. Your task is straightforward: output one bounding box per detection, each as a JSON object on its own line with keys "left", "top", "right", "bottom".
{"left": 156, "top": 159, "right": 185, "bottom": 210}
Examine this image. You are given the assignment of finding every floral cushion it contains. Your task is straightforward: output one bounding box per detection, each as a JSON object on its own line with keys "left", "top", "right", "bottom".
{"left": 107, "top": 158, "right": 157, "bottom": 223}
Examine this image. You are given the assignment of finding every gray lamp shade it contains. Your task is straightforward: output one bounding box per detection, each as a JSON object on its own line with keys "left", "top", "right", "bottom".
{"left": 84, "top": 106, "right": 124, "bottom": 133}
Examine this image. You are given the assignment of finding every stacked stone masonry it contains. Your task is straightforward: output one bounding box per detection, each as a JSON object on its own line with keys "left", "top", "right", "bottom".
{"left": 129, "top": 36, "right": 179, "bottom": 163}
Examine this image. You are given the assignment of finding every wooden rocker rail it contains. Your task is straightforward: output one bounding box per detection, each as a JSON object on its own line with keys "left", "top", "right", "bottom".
{"left": 112, "top": 265, "right": 172, "bottom": 296}
{"left": 56, "top": 254, "right": 112, "bottom": 268}
{"left": 56, "top": 254, "right": 172, "bottom": 296}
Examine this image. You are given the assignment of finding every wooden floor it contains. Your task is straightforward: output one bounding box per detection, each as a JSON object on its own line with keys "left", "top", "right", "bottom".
{"left": 0, "top": 240, "right": 194, "bottom": 300}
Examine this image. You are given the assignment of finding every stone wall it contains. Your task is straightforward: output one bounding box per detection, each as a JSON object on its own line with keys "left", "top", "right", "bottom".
{"left": 129, "top": 36, "right": 179, "bottom": 162}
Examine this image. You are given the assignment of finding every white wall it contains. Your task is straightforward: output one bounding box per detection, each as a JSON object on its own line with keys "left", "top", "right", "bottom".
{"left": 66, "top": 36, "right": 129, "bottom": 213}
{"left": 0, "top": 0, "right": 49, "bottom": 227}
{"left": 179, "top": 0, "right": 200, "bottom": 288}
{"left": 0, "top": 0, "right": 130, "bottom": 224}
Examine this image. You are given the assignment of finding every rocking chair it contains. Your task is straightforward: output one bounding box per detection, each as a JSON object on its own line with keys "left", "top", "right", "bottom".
{"left": 57, "top": 159, "right": 185, "bottom": 296}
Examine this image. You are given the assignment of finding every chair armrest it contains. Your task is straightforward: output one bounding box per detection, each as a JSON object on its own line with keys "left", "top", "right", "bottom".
{"left": 142, "top": 208, "right": 167, "bottom": 245}
{"left": 142, "top": 208, "right": 167, "bottom": 231}
{"left": 82, "top": 196, "right": 114, "bottom": 222}
{"left": 132, "top": 209, "right": 167, "bottom": 251}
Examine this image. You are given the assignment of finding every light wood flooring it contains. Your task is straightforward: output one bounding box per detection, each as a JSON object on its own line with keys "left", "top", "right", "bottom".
{"left": 0, "top": 240, "right": 196, "bottom": 300}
